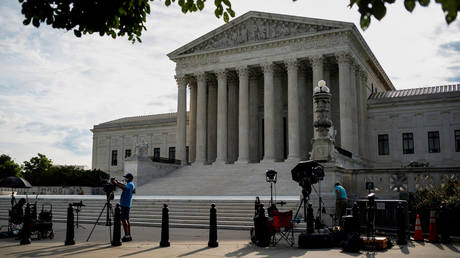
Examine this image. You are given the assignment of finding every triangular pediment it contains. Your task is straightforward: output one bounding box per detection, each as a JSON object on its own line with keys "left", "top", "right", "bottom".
{"left": 168, "top": 11, "right": 352, "bottom": 58}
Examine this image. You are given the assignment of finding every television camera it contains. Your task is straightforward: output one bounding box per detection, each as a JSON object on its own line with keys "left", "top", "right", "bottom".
{"left": 291, "top": 160, "right": 325, "bottom": 232}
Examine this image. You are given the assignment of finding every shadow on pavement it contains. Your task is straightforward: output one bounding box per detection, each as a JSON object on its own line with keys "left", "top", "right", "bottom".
{"left": 178, "top": 246, "right": 210, "bottom": 257}
{"left": 120, "top": 246, "right": 162, "bottom": 257}
{"left": 7, "top": 243, "right": 106, "bottom": 257}
{"left": 224, "top": 243, "right": 309, "bottom": 257}
{"left": 444, "top": 244, "right": 460, "bottom": 253}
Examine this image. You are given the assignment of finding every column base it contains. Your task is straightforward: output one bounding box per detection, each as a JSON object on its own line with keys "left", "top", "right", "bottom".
{"left": 192, "top": 160, "right": 210, "bottom": 166}
{"left": 260, "top": 158, "right": 276, "bottom": 163}
{"left": 212, "top": 159, "right": 228, "bottom": 166}
{"left": 286, "top": 156, "right": 301, "bottom": 163}
{"left": 235, "top": 159, "right": 249, "bottom": 164}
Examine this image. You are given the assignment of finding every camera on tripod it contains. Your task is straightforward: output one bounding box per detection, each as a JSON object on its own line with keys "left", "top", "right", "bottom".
{"left": 291, "top": 160, "right": 324, "bottom": 196}
{"left": 102, "top": 178, "right": 117, "bottom": 200}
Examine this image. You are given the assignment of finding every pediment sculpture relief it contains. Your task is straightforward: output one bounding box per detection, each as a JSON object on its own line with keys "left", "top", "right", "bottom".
{"left": 181, "top": 17, "right": 337, "bottom": 55}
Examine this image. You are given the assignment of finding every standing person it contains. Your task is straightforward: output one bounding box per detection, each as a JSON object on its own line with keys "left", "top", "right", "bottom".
{"left": 335, "top": 182, "right": 347, "bottom": 226}
{"left": 111, "top": 173, "right": 135, "bottom": 242}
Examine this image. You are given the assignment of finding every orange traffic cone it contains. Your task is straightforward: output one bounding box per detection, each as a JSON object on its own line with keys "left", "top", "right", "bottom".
{"left": 413, "top": 214, "right": 424, "bottom": 241}
{"left": 428, "top": 209, "right": 438, "bottom": 242}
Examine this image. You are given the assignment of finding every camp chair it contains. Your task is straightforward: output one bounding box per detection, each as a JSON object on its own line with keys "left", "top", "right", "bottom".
{"left": 270, "top": 210, "right": 295, "bottom": 246}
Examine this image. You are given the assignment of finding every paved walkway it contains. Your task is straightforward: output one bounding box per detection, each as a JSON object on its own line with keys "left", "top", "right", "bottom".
{"left": 0, "top": 221, "right": 459, "bottom": 257}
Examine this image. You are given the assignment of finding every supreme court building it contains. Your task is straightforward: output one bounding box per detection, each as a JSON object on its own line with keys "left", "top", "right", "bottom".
{"left": 91, "top": 12, "right": 460, "bottom": 196}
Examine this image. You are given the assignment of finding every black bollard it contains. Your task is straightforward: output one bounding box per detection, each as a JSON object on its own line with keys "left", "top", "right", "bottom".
{"left": 160, "top": 204, "right": 170, "bottom": 247}
{"left": 65, "top": 204, "right": 75, "bottom": 245}
{"left": 112, "top": 204, "right": 122, "bottom": 246}
{"left": 306, "top": 203, "right": 314, "bottom": 234}
{"left": 208, "top": 203, "right": 218, "bottom": 248}
{"left": 20, "top": 203, "right": 31, "bottom": 245}
{"left": 352, "top": 202, "right": 360, "bottom": 233}
{"left": 439, "top": 202, "right": 451, "bottom": 244}
{"left": 396, "top": 202, "right": 407, "bottom": 245}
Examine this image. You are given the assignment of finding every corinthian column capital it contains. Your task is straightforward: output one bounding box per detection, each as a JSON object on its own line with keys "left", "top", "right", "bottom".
{"left": 195, "top": 72, "right": 206, "bottom": 84}
{"left": 237, "top": 66, "right": 249, "bottom": 77}
{"left": 261, "top": 62, "right": 275, "bottom": 74}
{"left": 335, "top": 51, "right": 353, "bottom": 64}
{"left": 309, "top": 55, "right": 324, "bottom": 68}
{"left": 285, "top": 58, "right": 298, "bottom": 71}
{"left": 175, "top": 74, "right": 187, "bottom": 88}
{"left": 216, "top": 69, "right": 227, "bottom": 80}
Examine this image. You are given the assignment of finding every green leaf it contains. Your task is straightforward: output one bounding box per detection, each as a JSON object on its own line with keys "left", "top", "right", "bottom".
{"left": 360, "top": 14, "right": 371, "bottom": 30}
{"left": 223, "top": 12, "right": 229, "bottom": 22}
{"left": 73, "top": 30, "right": 82, "bottom": 37}
{"left": 372, "top": 0, "right": 387, "bottom": 20}
{"left": 417, "top": 0, "right": 430, "bottom": 7}
{"left": 404, "top": 0, "right": 416, "bottom": 12}
{"left": 32, "top": 17, "right": 40, "bottom": 27}
{"left": 165, "top": 0, "right": 171, "bottom": 6}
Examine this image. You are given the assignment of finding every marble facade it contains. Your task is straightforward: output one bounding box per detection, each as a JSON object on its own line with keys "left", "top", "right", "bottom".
{"left": 169, "top": 11, "right": 393, "bottom": 166}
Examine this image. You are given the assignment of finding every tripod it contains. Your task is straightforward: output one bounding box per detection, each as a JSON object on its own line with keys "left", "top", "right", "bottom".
{"left": 311, "top": 184, "right": 327, "bottom": 229}
{"left": 294, "top": 188, "right": 312, "bottom": 232}
{"left": 86, "top": 193, "right": 113, "bottom": 242}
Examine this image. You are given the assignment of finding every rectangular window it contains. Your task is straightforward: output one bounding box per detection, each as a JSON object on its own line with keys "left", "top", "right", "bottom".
{"left": 455, "top": 130, "right": 460, "bottom": 152}
{"left": 153, "top": 148, "right": 160, "bottom": 159}
{"left": 428, "top": 131, "right": 440, "bottom": 153}
{"left": 111, "top": 150, "right": 118, "bottom": 166}
{"left": 378, "top": 134, "right": 389, "bottom": 155}
{"left": 125, "top": 149, "right": 131, "bottom": 158}
{"left": 402, "top": 133, "right": 414, "bottom": 154}
{"left": 169, "top": 147, "right": 176, "bottom": 160}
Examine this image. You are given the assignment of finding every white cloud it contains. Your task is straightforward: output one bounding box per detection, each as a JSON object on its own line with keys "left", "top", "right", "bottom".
{"left": 0, "top": 0, "right": 458, "bottom": 167}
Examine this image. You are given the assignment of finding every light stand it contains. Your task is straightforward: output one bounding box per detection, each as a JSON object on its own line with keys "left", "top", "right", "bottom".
{"left": 265, "top": 170, "right": 277, "bottom": 207}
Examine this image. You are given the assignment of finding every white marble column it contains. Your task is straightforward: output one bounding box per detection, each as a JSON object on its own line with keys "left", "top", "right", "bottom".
{"left": 215, "top": 70, "right": 228, "bottom": 164}
{"left": 175, "top": 75, "right": 187, "bottom": 164}
{"left": 336, "top": 52, "right": 353, "bottom": 152}
{"left": 207, "top": 77, "right": 217, "bottom": 163}
{"left": 248, "top": 71, "right": 260, "bottom": 162}
{"left": 189, "top": 80, "right": 197, "bottom": 163}
{"left": 286, "top": 59, "right": 300, "bottom": 160}
{"left": 195, "top": 72, "right": 207, "bottom": 164}
{"left": 236, "top": 66, "right": 249, "bottom": 163}
{"left": 227, "top": 74, "right": 239, "bottom": 163}
{"left": 351, "top": 63, "right": 359, "bottom": 155}
{"left": 262, "top": 63, "right": 276, "bottom": 162}
{"left": 358, "top": 69, "right": 369, "bottom": 158}
{"left": 298, "top": 64, "right": 310, "bottom": 159}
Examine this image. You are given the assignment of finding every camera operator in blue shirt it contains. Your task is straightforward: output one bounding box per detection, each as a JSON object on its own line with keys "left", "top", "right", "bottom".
{"left": 335, "top": 182, "right": 347, "bottom": 226}
{"left": 111, "top": 173, "right": 135, "bottom": 242}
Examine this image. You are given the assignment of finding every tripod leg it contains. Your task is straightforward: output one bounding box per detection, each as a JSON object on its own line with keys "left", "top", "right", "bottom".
{"left": 86, "top": 203, "right": 107, "bottom": 242}
{"left": 294, "top": 198, "right": 304, "bottom": 220}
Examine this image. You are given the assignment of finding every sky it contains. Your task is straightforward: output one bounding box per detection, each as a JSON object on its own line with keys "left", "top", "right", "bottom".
{"left": 0, "top": 0, "right": 459, "bottom": 168}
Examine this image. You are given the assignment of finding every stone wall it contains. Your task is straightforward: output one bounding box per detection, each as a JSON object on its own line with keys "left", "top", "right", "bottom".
{"left": 0, "top": 186, "right": 104, "bottom": 195}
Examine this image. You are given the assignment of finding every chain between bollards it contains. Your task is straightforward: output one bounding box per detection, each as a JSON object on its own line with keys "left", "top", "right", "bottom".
{"left": 65, "top": 204, "right": 75, "bottom": 245}
{"left": 112, "top": 204, "right": 122, "bottom": 246}
{"left": 160, "top": 204, "right": 170, "bottom": 247}
{"left": 208, "top": 203, "right": 218, "bottom": 248}
{"left": 20, "top": 203, "right": 31, "bottom": 245}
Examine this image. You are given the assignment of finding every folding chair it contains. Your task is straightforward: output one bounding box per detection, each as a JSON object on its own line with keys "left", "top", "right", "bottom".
{"left": 270, "top": 210, "right": 295, "bottom": 246}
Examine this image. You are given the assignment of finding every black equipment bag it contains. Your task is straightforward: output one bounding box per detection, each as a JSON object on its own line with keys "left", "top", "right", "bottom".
{"left": 342, "top": 232, "right": 362, "bottom": 253}
{"left": 298, "top": 233, "right": 332, "bottom": 249}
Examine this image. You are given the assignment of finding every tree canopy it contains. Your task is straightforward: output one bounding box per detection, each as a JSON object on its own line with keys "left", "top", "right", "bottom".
{"left": 0, "top": 154, "right": 21, "bottom": 179}
{"left": 18, "top": 0, "right": 459, "bottom": 43}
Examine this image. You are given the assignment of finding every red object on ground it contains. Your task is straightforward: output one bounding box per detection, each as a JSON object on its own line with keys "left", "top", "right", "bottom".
{"left": 414, "top": 214, "right": 424, "bottom": 241}
{"left": 428, "top": 209, "right": 438, "bottom": 242}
